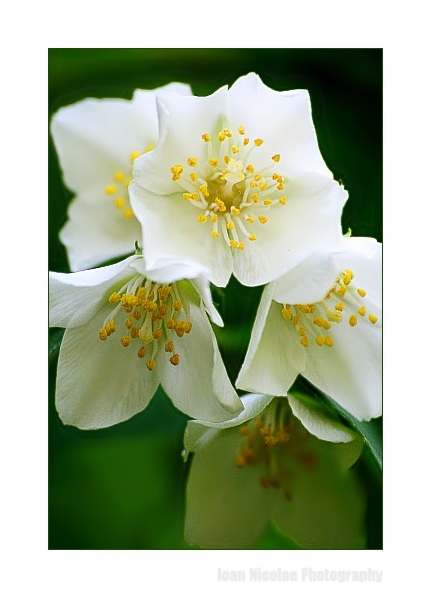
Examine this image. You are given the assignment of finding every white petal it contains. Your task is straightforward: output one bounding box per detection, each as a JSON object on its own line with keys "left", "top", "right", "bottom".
{"left": 49, "top": 256, "right": 137, "bottom": 328}
{"left": 56, "top": 307, "right": 163, "bottom": 429}
{"left": 226, "top": 73, "right": 333, "bottom": 178}
{"left": 59, "top": 196, "right": 141, "bottom": 271}
{"left": 236, "top": 288, "right": 305, "bottom": 396}
{"left": 161, "top": 297, "right": 242, "bottom": 421}
{"left": 185, "top": 428, "right": 268, "bottom": 548}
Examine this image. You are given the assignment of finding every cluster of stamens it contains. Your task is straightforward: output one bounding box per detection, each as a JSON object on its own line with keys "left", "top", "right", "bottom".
{"left": 281, "top": 268, "right": 379, "bottom": 349}
{"left": 235, "top": 407, "right": 316, "bottom": 501}
{"left": 104, "top": 146, "right": 154, "bottom": 219}
{"left": 98, "top": 276, "right": 191, "bottom": 371}
{"left": 170, "top": 126, "right": 287, "bottom": 250}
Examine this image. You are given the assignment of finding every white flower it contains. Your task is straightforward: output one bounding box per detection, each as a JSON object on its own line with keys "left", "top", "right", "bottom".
{"left": 183, "top": 393, "right": 366, "bottom": 549}
{"left": 51, "top": 83, "right": 192, "bottom": 272}
{"left": 129, "top": 73, "right": 347, "bottom": 288}
{"left": 236, "top": 237, "right": 382, "bottom": 421}
{"left": 49, "top": 255, "right": 243, "bottom": 429}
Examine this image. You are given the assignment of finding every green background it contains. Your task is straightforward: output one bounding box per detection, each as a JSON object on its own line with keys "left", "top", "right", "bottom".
{"left": 48, "top": 48, "right": 382, "bottom": 549}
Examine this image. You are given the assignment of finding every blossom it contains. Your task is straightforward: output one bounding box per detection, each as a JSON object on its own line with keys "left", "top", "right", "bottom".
{"left": 236, "top": 237, "right": 382, "bottom": 421}
{"left": 183, "top": 393, "right": 366, "bottom": 549}
{"left": 129, "top": 73, "right": 347, "bottom": 288}
{"left": 49, "top": 254, "right": 243, "bottom": 429}
{"left": 51, "top": 83, "right": 192, "bottom": 272}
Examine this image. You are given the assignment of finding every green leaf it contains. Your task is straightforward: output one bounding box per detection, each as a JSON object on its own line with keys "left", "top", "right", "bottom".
{"left": 49, "top": 327, "right": 64, "bottom": 362}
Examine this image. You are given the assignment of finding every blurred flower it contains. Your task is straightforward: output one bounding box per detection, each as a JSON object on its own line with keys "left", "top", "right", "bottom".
{"left": 183, "top": 392, "right": 366, "bottom": 549}
{"left": 49, "top": 254, "right": 243, "bottom": 429}
{"left": 236, "top": 237, "right": 382, "bottom": 421}
{"left": 129, "top": 73, "right": 347, "bottom": 288}
{"left": 51, "top": 83, "right": 192, "bottom": 272}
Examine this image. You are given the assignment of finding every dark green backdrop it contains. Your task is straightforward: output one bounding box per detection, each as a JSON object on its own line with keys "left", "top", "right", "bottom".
{"left": 48, "top": 48, "right": 382, "bottom": 550}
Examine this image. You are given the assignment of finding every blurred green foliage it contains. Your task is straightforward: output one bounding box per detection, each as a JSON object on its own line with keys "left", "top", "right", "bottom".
{"left": 48, "top": 48, "right": 382, "bottom": 550}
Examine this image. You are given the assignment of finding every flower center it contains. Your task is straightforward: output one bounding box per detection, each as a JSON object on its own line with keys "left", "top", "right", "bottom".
{"left": 280, "top": 268, "right": 379, "bottom": 348}
{"left": 98, "top": 275, "right": 192, "bottom": 371}
{"left": 104, "top": 145, "right": 154, "bottom": 219}
{"left": 235, "top": 400, "right": 316, "bottom": 501}
{"left": 170, "top": 126, "right": 287, "bottom": 250}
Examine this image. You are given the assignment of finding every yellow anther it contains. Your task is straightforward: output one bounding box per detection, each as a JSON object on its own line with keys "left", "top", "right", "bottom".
{"left": 114, "top": 171, "right": 124, "bottom": 183}
{"left": 170, "top": 353, "right": 180, "bottom": 366}
{"left": 202, "top": 133, "right": 211, "bottom": 142}
{"left": 152, "top": 328, "right": 162, "bottom": 340}
{"left": 335, "top": 302, "right": 344, "bottom": 312}
{"left": 173, "top": 300, "right": 183, "bottom": 311}
{"left": 121, "top": 336, "right": 132, "bottom": 347}
{"left": 357, "top": 289, "right": 366, "bottom": 297}
{"left": 254, "top": 174, "right": 262, "bottom": 182}
{"left": 210, "top": 231, "right": 219, "bottom": 238}
{"left": 246, "top": 164, "right": 254, "bottom": 173}
{"left": 243, "top": 138, "right": 250, "bottom": 146}
{"left": 99, "top": 328, "right": 108, "bottom": 341}
{"left": 246, "top": 217, "right": 255, "bottom": 223}
{"left": 109, "top": 292, "right": 121, "bottom": 303}
{"left": 345, "top": 269, "right": 354, "bottom": 278}
{"left": 238, "top": 126, "right": 245, "bottom": 135}
{"left": 263, "top": 199, "right": 272, "bottom": 206}
{"left": 131, "top": 327, "right": 139, "bottom": 339}
{"left": 282, "top": 309, "right": 292, "bottom": 320}
{"left": 157, "top": 306, "right": 168, "bottom": 318}
{"left": 237, "top": 242, "right": 245, "bottom": 250}
{"left": 165, "top": 341, "right": 174, "bottom": 353}
{"left": 277, "top": 183, "right": 284, "bottom": 191}
{"left": 231, "top": 207, "right": 241, "bottom": 216}
{"left": 130, "top": 151, "right": 142, "bottom": 162}
{"left": 166, "top": 318, "right": 176, "bottom": 329}
{"left": 218, "top": 131, "right": 226, "bottom": 142}
{"left": 251, "top": 194, "right": 259, "bottom": 203}
{"left": 369, "top": 314, "right": 378, "bottom": 324}
{"left": 326, "top": 309, "right": 342, "bottom": 323}
{"left": 260, "top": 182, "right": 267, "bottom": 191}
{"left": 337, "top": 285, "right": 347, "bottom": 297}
{"left": 181, "top": 321, "right": 192, "bottom": 333}
{"left": 146, "top": 359, "right": 156, "bottom": 371}
{"left": 137, "top": 345, "right": 147, "bottom": 359}
{"left": 114, "top": 197, "right": 125, "bottom": 209}
{"left": 298, "top": 326, "right": 306, "bottom": 337}
{"left": 215, "top": 198, "right": 226, "bottom": 211}
{"left": 349, "top": 314, "right": 357, "bottom": 327}
{"left": 227, "top": 221, "right": 235, "bottom": 230}
{"left": 144, "top": 144, "right": 154, "bottom": 153}
{"left": 249, "top": 234, "right": 257, "bottom": 241}
{"left": 224, "top": 129, "right": 233, "bottom": 137}
{"left": 230, "top": 240, "right": 238, "bottom": 248}
{"left": 187, "top": 157, "right": 198, "bottom": 167}
{"left": 300, "top": 336, "right": 309, "bottom": 347}
{"left": 292, "top": 315, "right": 300, "bottom": 326}
{"left": 279, "top": 196, "right": 286, "bottom": 205}
{"left": 198, "top": 214, "right": 207, "bottom": 223}
{"left": 254, "top": 138, "right": 263, "bottom": 146}
{"left": 272, "top": 154, "right": 280, "bottom": 162}
{"left": 125, "top": 317, "right": 133, "bottom": 329}
{"left": 170, "top": 164, "right": 184, "bottom": 180}
{"left": 210, "top": 214, "right": 218, "bottom": 222}
{"left": 250, "top": 181, "right": 258, "bottom": 188}
{"left": 137, "top": 288, "right": 148, "bottom": 301}
{"left": 123, "top": 207, "right": 134, "bottom": 219}
{"left": 191, "top": 193, "right": 199, "bottom": 200}
{"left": 315, "top": 336, "right": 325, "bottom": 346}
{"left": 322, "top": 320, "right": 331, "bottom": 330}
{"left": 358, "top": 306, "right": 366, "bottom": 317}
{"left": 324, "top": 336, "right": 334, "bottom": 347}
{"left": 183, "top": 193, "right": 192, "bottom": 201}
{"left": 261, "top": 425, "right": 271, "bottom": 437}
{"left": 190, "top": 173, "right": 198, "bottom": 182}
{"left": 106, "top": 320, "right": 116, "bottom": 335}
{"left": 198, "top": 184, "right": 209, "bottom": 197}
{"left": 105, "top": 185, "right": 117, "bottom": 195}
{"left": 208, "top": 158, "right": 218, "bottom": 167}
{"left": 147, "top": 301, "right": 158, "bottom": 312}
{"left": 343, "top": 272, "right": 352, "bottom": 285}
{"left": 176, "top": 328, "right": 185, "bottom": 338}
{"left": 223, "top": 155, "right": 230, "bottom": 165}
{"left": 232, "top": 145, "right": 239, "bottom": 154}
{"left": 258, "top": 216, "right": 268, "bottom": 224}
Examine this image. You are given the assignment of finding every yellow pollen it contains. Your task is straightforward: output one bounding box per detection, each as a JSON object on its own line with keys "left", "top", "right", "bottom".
{"left": 258, "top": 216, "right": 268, "bottom": 224}
{"left": 106, "top": 320, "right": 116, "bottom": 335}
{"left": 282, "top": 309, "right": 292, "bottom": 320}
{"left": 218, "top": 131, "right": 226, "bottom": 142}
{"left": 198, "top": 214, "right": 207, "bottom": 223}
{"left": 170, "top": 354, "right": 180, "bottom": 366}
{"left": 232, "top": 145, "right": 239, "bottom": 154}
{"left": 165, "top": 341, "right": 174, "bottom": 353}
{"left": 322, "top": 320, "right": 331, "bottom": 330}
{"left": 260, "top": 182, "right": 267, "bottom": 191}
{"left": 114, "top": 197, "right": 125, "bottom": 209}
{"left": 272, "top": 154, "right": 280, "bottom": 162}
{"left": 176, "top": 328, "right": 185, "bottom": 338}
{"left": 109, "top": 292, "right": 121, "bottom": 303}
{"left": 173, "top": 300, "right": 183, "bottom": 311}
{"left": 114, "top": 171, "right": 124, "bottom": 182}
{"left": 123, "top": 208, "right": 134, "bottom": 219}
{"left": 345, "top": 269, "right": 354, "bottom": 278}
{"left": 158, "top": 305, "right": 168, "bottom": 318}
{"left": 369, "top": 314, "right": 378, "bottom": 324}
{"left": 130, "top": 151, "right": 142, "bottom": 162}
{"left": 183, "top": 193, "right": 192, "bottom": 201}
{"left": 237, "top": 242, "right": 245, "bottom": 250}
{"left": 152, "top": 329, "right": 162, "bottom": 340}
{"left": 252, "top": 194, "right": 259, "bottom": 202}
{"left": 343, "top": 273, "right": 352, "bottom": 285}
{"left": 358, "top": 306, "right": 366, "bottom": 317}
{"left": 210, "top": 231, "right": 219, "bottom": 238}
{"left": 191, "top": 193, "right": 199, "bottom": 200}
{"left": 279, "top": 196, "right": 287, "bottom": 205}
{"left": 202, "top": 133, "right": 211, "bottom": 142}
{"left": 224, "top": 129, "right": 233, "bottom": 138}
{"left": 146, "top": 359, "right": 156, "bottom": 371}
{"left": 190, "top": 173, "right": 198, "bottom": 182}
{"left": 337, "top": 285, "right": 347, "bottom": 297}
{"left": 208, "top": 158, "right": 218, "bottom": 167}
{"left": 349, "top": 314, "right": 357, "bottom": 326}
{"left": 137, "top": 346, "right": 147, "bottom": 358}
{"left": 131, "top": 327, "right": 139, "bottom": 339}
{"left": 121, "top": 336, "right": 132, "bottom": 347}
{"left": 298, "top": 326, "right": 306, "bottom": 337}
{"left": 263, "top": 199, "right": 272, "bottom": 206}
{"left": 105, "top": 185, "right": 117, "bottom": 195}
{"left": 300, "top": 336, "right": 309, "bottom": 347}
{"left": 246, "top": 164, "right": 254, "bottom": 173}
{"left": 357, "top": 289, "right": 366, "bottom": 297}
{"left": 227, "top": 221, "right": 235, "bottom": 230}
{"left": 254, "top": 138, "right": 263, "bottom": 146}
{"left": 187, "top": 157, "right": 198, "bottom": 167}
{"left": 249, "top": 234, "right": 257, "bottom": 241}
{"left": 254, "top": 174, "right": 262, "bottom": 182}
{"left": 246, "top": 217, "right": 255, "bottom": 223}
{"left": 198, "top": 184, "right": 209, "bottom": 197}
{"left": 99, "top": 328, "right": 108, "bottom": 341}
{"left": 250, "top": 182, "right": 258, "bottom": 188}
{"left": 324, "top": 336, "right": 334, "bottom": 347}
{"left": 335, "top": 302, "right": 344, "bottom": 312}
{"left": 231, "top": 207, "right": 241, "bottom": 216}
{"left": 292, "top": 315, "right": 300, "bottom": 326}
{"left": 210, "top": 214, "right": 218, "bottom": 222}
{"left": 277, "top": 183, "right": 284, "bottom": 191}
{"left": 315, "top": 336, "right": 325, "bottom": 346}
{"left": 238, "top": 126, "right": 245, "bottom": 135}
{"left": 230, "top": 240, "right": 238, "bottom": 248}
{"left": 167, "top": 318, "right": 176, "bottom": 329}
{"left": 223, "top": 155, "right": 230, "bottom": 165}
{"left": 125, "top": 317, "right": 133, "bottom": 329}
{"left": 243, "top": 138, "right": 250, "bottom": 146}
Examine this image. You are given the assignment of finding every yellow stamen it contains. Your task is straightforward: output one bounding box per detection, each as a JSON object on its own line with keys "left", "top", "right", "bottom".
{"left": 369, "top": 314, "right": 378, "bottom": 324}
{"left": 249, "top": 234, "right": 257, "bottom": 241}
{"left": 121, "top": 336, "right": 132, "bottom": 347}
{"left": 324, "top": 336, "right": 334, "bottom": 347}
{"left": 114, "top": 171, "right": 124, "bottom": 182}
{"left": 130, "top": 151, "right": 142, "bottom": 162}
{"left": 349, "top": 314, "right": 357, "bottom": 327}
{"left": 137, "top": 346, "right": 147, "bottom": 359}
{"left": 258, "top": 216, "right": 268, "bottom": 224}
{"left": 170, "top": 354, "right": 180, "bottom": 366}
{"left": 165, "top": 341, "right": 174, "bottom": 353}
{"left": 357, "top": 289, "right": 366, "bottom": 297}
{"left": 254, "top": 138, "right": 263, "bottom": 146}
{"left": 237, "top": 242, "right": 245, "bottom": 250}
{"left": 272, "top": 154, "right": 280, "bottom": 162}
{"left": 202, "top": 133, "right": 211, "bottom": 142}
{"left": 123, "top": 208, "right": 134, "bottom": 219}
{"left": 300, "top": 336, "right": 309, "bottom": 347}
{"left": 282, "top": 309, "right": 292, "bottom": 320}
{"left": 230, "top": 240, "right": 238, "bottom": 248}
{"left": 173, "top": 300, "right": 183, "bottom": 311}
{"left": 99, "top": 328, "right": 108, "bottom": 341}
{"left": 238, "top": 126, "right": 245, "bottom": 135}
{"left": 105, "top": 185, "right": 117, "bottom": 195}
{"left": 187, "top": 157, "right": 198, "bottom": 167}
{"left": 210, "top": 231, "right": 219, "bottom": 238}
{"left": 198, "top": 214, "right": 207, "bottom": 223}
{"left": 358, "top": 306, "right": 366, "bottom": 317}
{"left": 315, "top": 336, "right": 325, "bottom": 346}
{"left": 246, "top": 164, "right": 254, "bottom": 173}
{"left": 115, "top": 197, "right": 125, "bottom": 209}
{"left": 109, "top": 292, "right": 121, "bottom": 303}
{"left": 208, "top": 158, "right": 218, "bottom": 167}
{"left": 335, "top": 302, "right": 344, "bottom": 312}
{"left": 146, "top": 359, "right": 156, "bottom": 371}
